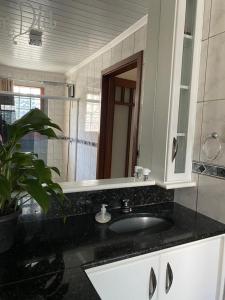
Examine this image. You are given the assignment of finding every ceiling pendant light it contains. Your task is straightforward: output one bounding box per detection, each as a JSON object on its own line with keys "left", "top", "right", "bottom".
{"left": 9, "top": 0, "right": 57, "bottom": 46}
{"left": 29, "top": 28, "right": 43, "bottom": 46}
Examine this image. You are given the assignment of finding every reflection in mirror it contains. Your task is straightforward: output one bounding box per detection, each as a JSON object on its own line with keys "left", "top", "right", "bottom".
{"left": 0, "top": 0, "right": 148, "bottom": 183}
{"left": 0, "top": 253, "right": 69, "bottom": 299}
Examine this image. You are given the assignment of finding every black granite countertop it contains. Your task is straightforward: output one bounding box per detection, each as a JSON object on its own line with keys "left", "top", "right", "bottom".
{"left": 0, "top": 202, "right": 225, "bottom": 299}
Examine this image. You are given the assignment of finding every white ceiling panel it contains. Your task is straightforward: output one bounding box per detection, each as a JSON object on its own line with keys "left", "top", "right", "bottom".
{"left": 0, "top": 0, "right": 148, "bottom": 73}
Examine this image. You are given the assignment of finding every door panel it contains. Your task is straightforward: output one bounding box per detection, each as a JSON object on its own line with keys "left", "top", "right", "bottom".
{"left": 111, "top": 105, "right": 129, "bottom": 178}
{"left": 110, "top": 78, "right": 136, "bottom": 178}
{"left": 158, "top": 239, "right": 222, "bottom": 300}
{"left": 86, "top": 254, "right": 159, "bottom": 300}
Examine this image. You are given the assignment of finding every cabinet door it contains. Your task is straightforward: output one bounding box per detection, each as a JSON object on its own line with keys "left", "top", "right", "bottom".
{"left": 86, "top": 254, "right": 159, "bottom": 300}
{"left": 158, "top": 239, "right": 222, "bottom": 300}
{"left": 166, "top": 0, "right": 205, "bottom": 183}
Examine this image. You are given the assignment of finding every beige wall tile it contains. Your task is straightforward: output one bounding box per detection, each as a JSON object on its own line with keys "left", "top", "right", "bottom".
{"left": 200, "top": 100, "right": 225, "bottom": 166}
{"left": 102, "top": 50, "right": 111, "bottom": 70}
{"left": 202, "top": 0, "right": 212, "bottom": 40}
{"left": 210, "top": 0, "right": 225, "bottom": 36}
{"left": 134, "top": 26, "right": 147, "bottom": 54}
{"left": 111, "top": 42, "right": 122, "bottom": 65}
{"left": 197, "top": 175, "right": 225, "bottom": 223}
{"left": 204, "top": 33, "right": 225, "bottom": 100}
{"left": 122, "top": 34, "right": 135, "bottom": 59}
{"left": 193, "top": 102, "right": 204, "bottom": 161}
{"left": 174, "top": 173, "right": 198, "bottom": 211}
{"left": 94, "top": 56, "right": 103, "bottom": 75}
{"left": 87, "top": 62, "right": 95, "bottom": 95}
{"left": 197, "top": 40, "right": 208, "bottom": 102}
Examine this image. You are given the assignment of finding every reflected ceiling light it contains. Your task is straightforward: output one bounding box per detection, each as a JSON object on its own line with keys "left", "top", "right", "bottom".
{"left": 0, "top": 0, "right": 56, "bottom": 46}
{"left": 87, "top": 93, "right": 101, "bottom": 101}
{"left": 29, "top": 29, "right": 43, "bottom": 46}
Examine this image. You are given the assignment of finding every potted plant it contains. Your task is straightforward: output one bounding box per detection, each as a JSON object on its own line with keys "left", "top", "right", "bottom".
{"left": 0, "top": 108, "right": 65, "bottom": 253}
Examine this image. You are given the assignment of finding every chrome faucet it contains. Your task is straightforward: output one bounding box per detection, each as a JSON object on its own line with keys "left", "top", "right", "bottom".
{"left": 121, "top": 199, "right": 132, "bottom": 214}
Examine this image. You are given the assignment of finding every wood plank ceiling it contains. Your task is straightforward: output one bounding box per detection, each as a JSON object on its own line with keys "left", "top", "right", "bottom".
{"left": 0, "top": 0, "right": 148, "bottom": 73}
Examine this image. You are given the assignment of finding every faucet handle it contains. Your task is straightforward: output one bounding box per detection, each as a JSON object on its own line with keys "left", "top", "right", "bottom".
{"left": 122, "top": 199, "right": 130, "bottom": 206}
{"left": 121, "top": 199, "right": 132, "bottom": 213}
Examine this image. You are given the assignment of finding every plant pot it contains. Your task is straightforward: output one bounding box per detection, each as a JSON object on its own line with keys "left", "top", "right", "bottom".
{"left": 0, "top": 210, "right": 20, "bottom": 254}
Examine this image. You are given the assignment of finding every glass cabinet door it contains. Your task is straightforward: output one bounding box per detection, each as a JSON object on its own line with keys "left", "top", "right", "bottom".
{"left": 174, "top": 0, "right": 197, "bottom": 174}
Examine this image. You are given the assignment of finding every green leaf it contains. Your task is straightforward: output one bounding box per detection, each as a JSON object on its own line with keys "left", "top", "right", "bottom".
{"left": 44, "top": 182, "right": 65, "bottom": 204}
{"left": 0, "top": 108, "right": 67, "bottom": 215}
{"left": 11, "top": 152, "right": 35, "bottom": 165}
{"left": 19, "top": 179, "right": 50, "bottom": 213}
{"left": 50, "top": 167, "right": 61, "bottom": 176}
{"left": 8, "top": 108, "right": 62, "bottom": 142}
{"left": 36, "top": 128, "right": 58, "bottom": 139}
{"left": 32, "top": 160, "right": 52, "bottom": 182}
{"left": 12, "top": 108, "right": 61, "bottom": 131}
{"left": 0, "top": 175, "right": 10, "bottom": 206}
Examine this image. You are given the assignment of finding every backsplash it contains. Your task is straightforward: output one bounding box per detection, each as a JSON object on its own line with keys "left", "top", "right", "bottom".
{"left": 21, "top": 186, "right": 174, "bottom": 222}
{"left": 193, "top": 161, "right": 225, "bottom": 180}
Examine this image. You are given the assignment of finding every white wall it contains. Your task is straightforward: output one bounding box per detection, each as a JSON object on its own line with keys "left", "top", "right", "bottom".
{"left": 67, "top": 25, "right": 147, "bottom": 181}
{"left": 0, "top": 65, "right": 68, "bottom": 182}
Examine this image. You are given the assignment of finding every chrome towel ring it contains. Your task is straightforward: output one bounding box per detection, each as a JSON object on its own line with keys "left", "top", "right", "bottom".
{"left": 202, "top": 132, "right": 222, "bottom": 161}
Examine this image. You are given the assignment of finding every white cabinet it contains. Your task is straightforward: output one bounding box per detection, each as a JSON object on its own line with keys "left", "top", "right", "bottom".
{"left": 140, "top": 0, "right": 204, "bottom": 185}
{"left": 158, "top": 239, "right": 222, "bottom": 300}
{"left": 86, "top": 253, "right": 159, "bottom": 300}
{"left": 86, "top": 237, "right": 225, "bottom": 300}
{"left": 165, "top": 0, "right": 204, "bottom": 183}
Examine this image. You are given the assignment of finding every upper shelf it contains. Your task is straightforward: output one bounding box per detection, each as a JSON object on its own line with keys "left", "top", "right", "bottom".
{"left": 60, "top": 178, "right": 156, "bottom": 193}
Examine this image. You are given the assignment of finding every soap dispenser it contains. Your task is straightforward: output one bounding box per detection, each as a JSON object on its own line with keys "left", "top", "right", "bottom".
{"left": 95, "top": 204, "right": 111, "bottom": 224}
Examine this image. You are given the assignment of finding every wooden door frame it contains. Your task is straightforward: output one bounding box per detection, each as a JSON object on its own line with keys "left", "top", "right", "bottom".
{"left": 97, "top": 51, "right": 143, "bottom": 179}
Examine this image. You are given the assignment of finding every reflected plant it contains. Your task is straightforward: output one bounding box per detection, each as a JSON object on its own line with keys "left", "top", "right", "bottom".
{"left": 0, "top": 108, "right": 65, "bottom": 216}
{"left": 0, "top": 254, "right": 69, "bottom": 299}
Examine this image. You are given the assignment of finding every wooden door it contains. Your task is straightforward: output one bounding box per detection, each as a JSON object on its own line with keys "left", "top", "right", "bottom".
{"left": 110, "top": 77, "right": 136, "bottom": 178}
{"left": 101, "top": 77, "right": 138, "bottom": 179}
{"left": 97, "top": 51, "right": 143, "bottom": 179}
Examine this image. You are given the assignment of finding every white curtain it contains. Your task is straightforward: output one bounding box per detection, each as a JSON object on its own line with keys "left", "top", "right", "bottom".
{"left": 0, "top": 79, "right": 14, "bottom": 92}
{"left": 0, "top": 79, "right": 14, "bottom": 105}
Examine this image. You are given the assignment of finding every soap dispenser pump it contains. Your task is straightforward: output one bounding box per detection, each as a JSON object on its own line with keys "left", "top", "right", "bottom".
{"left": 95, "top": 204, "right": 111, "bottom": 224}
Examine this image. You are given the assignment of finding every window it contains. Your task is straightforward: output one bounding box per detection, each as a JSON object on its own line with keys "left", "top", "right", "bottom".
{"left": 13, "top": 86, "right": 41, "bottom": 119}
{"left": 0, "top": 85, "right": 41, "bottom": 120}
{"left": 0, "top": 85, "right": 43, "bottom": 150}
{"left": 0, "top": 85, "right": 42, "bottom": 126}
{"left": 85, "top": 102, "right": 100, "bottom": 132}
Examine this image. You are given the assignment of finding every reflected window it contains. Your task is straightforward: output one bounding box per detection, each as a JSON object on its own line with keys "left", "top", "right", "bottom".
{"left": 13, "top": 85, "right": 41, "bottom": 119}
{"left": 85, "top": 102, "right": 100, "bottom": 132}
{"left": 0, "top": 85, "right": 43, "bottom": 152}
{"left": 0, "top": 86, "right": 41, "bottom": 120}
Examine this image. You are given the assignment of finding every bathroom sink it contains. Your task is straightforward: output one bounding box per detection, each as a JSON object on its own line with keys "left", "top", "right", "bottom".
{"left": 109, "top": 213, "right": 173, "bottom": 234}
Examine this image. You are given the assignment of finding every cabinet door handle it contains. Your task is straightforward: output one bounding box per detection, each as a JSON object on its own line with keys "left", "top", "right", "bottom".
{"left": 165, "top": 263, "right": 173, "bottom": 294}
{"left": 172, "top": 137, "right": 178, "bottom": 162}
{"left": 149, "top": 267, "right": 157, "bottom": 299}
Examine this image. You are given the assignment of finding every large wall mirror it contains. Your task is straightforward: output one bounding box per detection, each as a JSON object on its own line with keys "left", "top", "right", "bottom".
{"left": 0, "top": 0, "right": 149, "bottom": 183}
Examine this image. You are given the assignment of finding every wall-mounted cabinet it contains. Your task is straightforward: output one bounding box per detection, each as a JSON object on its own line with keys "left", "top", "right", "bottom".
{"left": 166, "top": 0, "right": 202, "bottom": 183}
{"left": 140, "top": 0, "right": 204, "bottom": 186}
